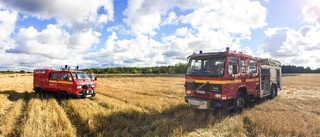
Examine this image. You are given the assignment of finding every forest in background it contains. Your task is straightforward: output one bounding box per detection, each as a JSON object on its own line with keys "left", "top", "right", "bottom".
{"left": 83, "top": 64, "right": 320, "bottom": 74}
{"left": 1, "top": 64, "right": 320, "bottom": 74}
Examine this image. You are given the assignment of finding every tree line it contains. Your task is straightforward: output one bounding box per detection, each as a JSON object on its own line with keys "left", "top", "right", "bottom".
{"left": 83, "top": 64, "right": 320, "bottom": 74}
{"left": 281, "top": 65, "right": 320, "bottom": 73}
{"left": 82, "top": 63, "right": 188, "bottom": 74}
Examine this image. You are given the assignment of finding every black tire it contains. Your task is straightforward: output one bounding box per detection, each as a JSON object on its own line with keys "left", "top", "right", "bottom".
{"left": 234, "top": 92, "right": 246, "bottom": 113}
{"left": 269, "top": 85, "right": 276, "bottom": 99}
{"left": 58, "top": 91, "right": 68, "bottom": 101}
{"left": 37, "top": 88, "right": 44, "bottom": 99}
{"left": 91, "top": 92, "right": 96, "bottom": 97}
{"left": 275, "top": 85, "right": 278, "bottom": 96}
{"left": 215, "top": 109, "right": 227, "bottom": 119}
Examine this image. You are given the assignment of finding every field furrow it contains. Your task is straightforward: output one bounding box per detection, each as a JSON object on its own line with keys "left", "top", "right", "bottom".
{"left": 20, "top": 97, "right": 76, "bottom": 137}
{"left": 0, "top": 94, "right": 14, "bottom": 115}
{"left": 4, "top": 91, "right": 33, "bottom": 136}
{"left": 96, "top": 91, "right": 157, "bottom": 112}
{"left": 0, "top": 99, "right": 25, "bottom": 136}
{"left": 89, "top": 93, "right": 145, "bottom": 112}
{"left": 61, "top": 98, "right": 110, "bottom": 136}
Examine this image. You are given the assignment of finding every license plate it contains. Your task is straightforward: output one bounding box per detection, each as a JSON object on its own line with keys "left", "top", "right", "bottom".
{"left": 188, "top": 99, "right": 209, "bottom": 109}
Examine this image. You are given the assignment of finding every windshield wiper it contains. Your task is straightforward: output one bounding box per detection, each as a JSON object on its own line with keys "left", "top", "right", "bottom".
{"left": 196, "top": 81, "right": 208, "bottom": 91}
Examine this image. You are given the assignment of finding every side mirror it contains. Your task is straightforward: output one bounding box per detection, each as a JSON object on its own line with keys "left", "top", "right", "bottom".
{"left": 232, "top": 65, "right": 238, "bottom": 74}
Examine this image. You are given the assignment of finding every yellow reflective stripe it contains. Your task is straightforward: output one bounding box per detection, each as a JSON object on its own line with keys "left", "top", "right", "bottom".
{"left": 246, "top": 78, "right": 259, "bottom": 82}
{"left": 49, "top": 80, "right": 57, "bottom": 83}
{"left": 58, "top": 81, "right": 73, "bottom": 84}
{"left": 194, "top": 80, "right": 241, "bottom": 84}
{"left": 193, "top": 78, "right": 258, "bottom": 84}
{"left": 49, "top": 80, "right": 73, "bottom": 84}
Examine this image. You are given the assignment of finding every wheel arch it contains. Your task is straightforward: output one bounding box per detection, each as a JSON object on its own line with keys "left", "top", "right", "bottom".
{"left": 35, "top": 87, "right": 43, "bottom": 93}
{"left": 58, "top": 90, "right": 69, "bottom": 97}
{"left": 272, "top": 82, "right": 278, "bottom": 96}
{"left": 238, "top": 86, "right": 248, "bottom": 96}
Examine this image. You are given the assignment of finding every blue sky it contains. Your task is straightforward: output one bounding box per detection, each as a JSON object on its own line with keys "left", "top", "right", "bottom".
{"left": 0, "top": 0, "right": 320, "bottom": 71}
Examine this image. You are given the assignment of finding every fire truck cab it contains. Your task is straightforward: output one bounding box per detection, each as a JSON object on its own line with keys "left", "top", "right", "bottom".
{"left": 33, "top": 66, "right": 97, "bottom": 98}
{"left": 185, "top": 48, "right": 281, "bottom": 112}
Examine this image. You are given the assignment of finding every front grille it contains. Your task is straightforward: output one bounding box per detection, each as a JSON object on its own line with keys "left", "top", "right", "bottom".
{"left": 195, "top": 92, "right": 210, "bottom": 97}
{"left": 185, "top": 82, "right": 222, "bottom": 92}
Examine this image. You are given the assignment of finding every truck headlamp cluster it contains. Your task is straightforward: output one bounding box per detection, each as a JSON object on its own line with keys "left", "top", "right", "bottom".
{"left": 215, "top": 93, "right": 221, "bottom": 99}
{"left": 186, "top": 90, "right": 191, "bottom": 95}
{"left": 76, "top": 85, "right": 82, "bottom": 89}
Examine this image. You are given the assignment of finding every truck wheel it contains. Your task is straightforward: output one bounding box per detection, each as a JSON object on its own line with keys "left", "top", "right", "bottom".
{"left": 234, "top": 92, "right": 245, "bottom": 113}
{"left": 37, "top": 88, "right": 44, "bottom": 99}
{"left": 275, "top": 85, "right": 278, "bottom": 96}
{"left": 91, "top": 92, "right": 96, "bottom": 97}
{"left": 269, "top": 85, "right": 276, "bottom": 99}
{"left": 58, "top": 92, "right": 68, "bottom": 100}
{"left": 215, "top": 109, "right": 227, "bottom": 119}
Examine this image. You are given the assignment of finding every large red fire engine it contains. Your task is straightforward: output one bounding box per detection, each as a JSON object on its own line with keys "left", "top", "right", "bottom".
{"left": 185, "top": 47, "right": 281, "bottom": 113}
{"left": 33, "top": 65, "right": 97, "bottom": 99}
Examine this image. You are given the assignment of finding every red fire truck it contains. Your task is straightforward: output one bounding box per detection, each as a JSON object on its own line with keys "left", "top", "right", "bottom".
{"left": 33, "top": 66, "right": 97, "bottom": 99}
{"left": 185, "top": 48, "right": 281, "bottom": 113}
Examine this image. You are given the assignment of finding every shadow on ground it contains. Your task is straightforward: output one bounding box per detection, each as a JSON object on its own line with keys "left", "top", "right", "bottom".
{"left": 0, "top": 90, "right": 62, "bottom": 102}
{"left": 72, "top": 104, "right": 219, "bottom": 136}
{"left": 83, "top": 97, "right": 274, "bottom": 136}
{"left": 0, "top": 90, "right": 36, "bottom": 102}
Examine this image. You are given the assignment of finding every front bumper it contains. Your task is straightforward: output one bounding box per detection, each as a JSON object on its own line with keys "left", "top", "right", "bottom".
{"left": 75, "top": 89, "right": 96, "bottom": 98}
{"left": 185, "top": 96, "right": 234, "bottom": 110}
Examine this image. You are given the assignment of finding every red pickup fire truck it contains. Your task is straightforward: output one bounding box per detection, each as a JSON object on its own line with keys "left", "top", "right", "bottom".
{"left": 33, "top": 66, "right": 97, "bottom": 99}
{"left": 185, "top": 47, "right": 281, "bottom": 113}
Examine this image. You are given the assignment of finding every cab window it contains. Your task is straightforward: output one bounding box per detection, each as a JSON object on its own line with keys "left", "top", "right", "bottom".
{"left": 241, "top": 59, "right": 246, "bottom": 73}
{"left": 249, "top": 60, "right": 257, "bottom": 74}
{"left": 228, "top": 56, "right": 239, "bottom": 76}
{"left": 60, "top": 72, "right": 72, "bottom": 81}
{"left": 51, "top": 72, "right": 58, "bottom": 80}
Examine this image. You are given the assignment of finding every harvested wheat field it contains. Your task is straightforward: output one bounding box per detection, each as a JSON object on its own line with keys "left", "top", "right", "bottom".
{"left": 0, "top": 74, "right": 320, "bottom": 136}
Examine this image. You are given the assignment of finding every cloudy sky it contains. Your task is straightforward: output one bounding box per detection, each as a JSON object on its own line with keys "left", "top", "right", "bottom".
{"left": 0, "top": 0, "right": 320, "bottom": 71}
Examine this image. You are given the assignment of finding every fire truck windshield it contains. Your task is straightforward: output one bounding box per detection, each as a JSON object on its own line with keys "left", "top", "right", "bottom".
{"left": 72, "top": 72, "right": 90, "bottom": 81}
{"left": 186, "top": 57, "right": 225, "bottom": 77}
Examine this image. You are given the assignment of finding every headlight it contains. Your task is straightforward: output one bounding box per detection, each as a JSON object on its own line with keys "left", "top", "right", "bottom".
{"left": 215, "top": 93, "right": 221, "bottom": 99}
{"left": 186, "top": 90, "right": 191, "bottom": 94}
{"left": 76, "top": 85, "right": 82, "bottom": 89}
{"left": 91, "top": 84, "right": 94, "bottom": 88}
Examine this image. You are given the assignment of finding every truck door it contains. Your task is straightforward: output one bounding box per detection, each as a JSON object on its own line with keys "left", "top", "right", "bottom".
{"left": 58, "top": 72, "right": 73, "bottom": 93}
{"left": 240, "top": 58, "right": 247, "bottom": 82}
{"left": 48, "top": 72, "right": 59, "bottom": 92}
{"left": 91, "top": 73, "right": 97, "bottom": 88}
{"left": 260, "top": 67, "right": 271, "bottom": 97}
{"left": 247, "top": 60, "right": 259, "bottom": 95}
{"left": 276, "top": 69, "right": 281, "bottom": 89}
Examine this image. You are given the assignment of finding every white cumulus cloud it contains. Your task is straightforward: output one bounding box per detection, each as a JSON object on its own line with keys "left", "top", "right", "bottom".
{"left": 258, "top": 25, "right": 320, "bottom": 68}
{"left": 6, "top": 25, "right": 68, "bottom": 59}
{"left": 0, "top": 0, "right": 274, "bottom": 70}
{"left": 0, "top": 9, "right": 18, "bottom": 50}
